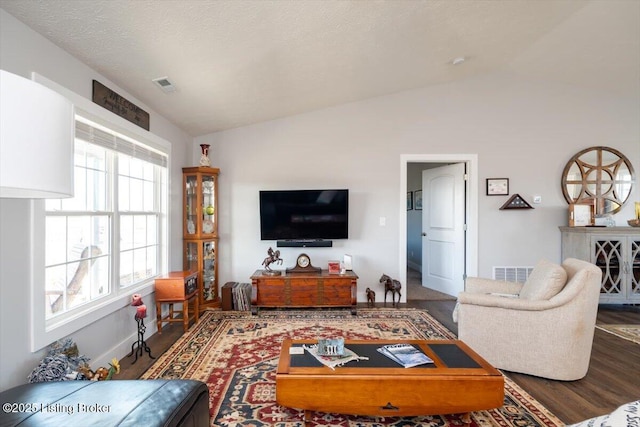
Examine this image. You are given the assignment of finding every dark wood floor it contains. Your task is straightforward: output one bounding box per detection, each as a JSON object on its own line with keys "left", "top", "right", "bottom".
{"left": 118, "top": 301, "right": 640, "bottom": 425}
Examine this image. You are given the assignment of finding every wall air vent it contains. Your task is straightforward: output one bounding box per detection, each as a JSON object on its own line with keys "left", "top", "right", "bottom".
{"left": 492, "top": 266, "right": 534, "bottom": 283}
{"left": 152, "top": 76, "right": 176, "bottom": 93}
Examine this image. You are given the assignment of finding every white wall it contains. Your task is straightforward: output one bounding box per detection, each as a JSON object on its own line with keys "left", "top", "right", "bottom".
{"left": 195, "top": 71, "right": 639, "bottom": 299}
{"left": 0, "top": 9, "right": 191, "bottom": 391}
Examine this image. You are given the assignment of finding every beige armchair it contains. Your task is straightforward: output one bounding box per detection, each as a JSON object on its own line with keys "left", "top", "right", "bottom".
{"left": 454, "top": 258, "right": 602, "bottom": 381}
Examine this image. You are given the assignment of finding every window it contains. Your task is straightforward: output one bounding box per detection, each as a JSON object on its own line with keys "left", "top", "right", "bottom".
{"left": 44, "top": 117, "right": 167, "bottom": 320}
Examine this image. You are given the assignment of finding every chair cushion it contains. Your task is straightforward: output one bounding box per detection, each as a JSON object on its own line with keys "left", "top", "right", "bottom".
{"left": 519, "top": 259, "right": 567, "bottom": 300}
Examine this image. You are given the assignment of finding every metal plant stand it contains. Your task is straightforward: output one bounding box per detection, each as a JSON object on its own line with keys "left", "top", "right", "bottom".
{"left": 127, "top": 317, "right": 155, "bottom": 364}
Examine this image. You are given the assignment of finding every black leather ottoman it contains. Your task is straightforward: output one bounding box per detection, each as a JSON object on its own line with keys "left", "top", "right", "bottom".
{"left": 0, "top": 379, "right": 209, "bottom": 427}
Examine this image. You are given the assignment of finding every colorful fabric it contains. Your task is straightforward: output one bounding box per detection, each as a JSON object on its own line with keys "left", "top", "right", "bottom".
{"left": 142, "top": 308, "right": 563, "bottom": 426}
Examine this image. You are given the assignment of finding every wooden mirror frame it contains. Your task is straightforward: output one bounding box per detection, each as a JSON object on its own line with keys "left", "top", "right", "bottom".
{"left": 561, "top": 146, "right": 635, "bottom": 217}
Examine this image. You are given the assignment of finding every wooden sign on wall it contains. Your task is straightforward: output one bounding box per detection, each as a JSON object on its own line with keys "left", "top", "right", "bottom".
{"left": 92, "top": 80, "right": 150, "bottom": 131}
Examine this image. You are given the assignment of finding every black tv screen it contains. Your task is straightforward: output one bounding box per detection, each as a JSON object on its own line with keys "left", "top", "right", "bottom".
{"left": 260, "top": 189, "right": 349, "bottom": 240}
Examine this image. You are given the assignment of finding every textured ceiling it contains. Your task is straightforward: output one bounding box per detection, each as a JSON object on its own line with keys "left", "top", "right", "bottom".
{"left": 1, "top": 0, "right": 638, "bottom": 136}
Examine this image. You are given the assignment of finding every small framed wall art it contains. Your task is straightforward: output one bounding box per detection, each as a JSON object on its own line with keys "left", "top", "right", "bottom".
{"left": 486, "top": 178, "right": 509, "bottom": 196}
{"left": 568, "top": 203, "right": 595, "bottom": 227}
{"left": 407, "top": 191, "right": 413, "bottom": 210}
{"left": 415, "top": 190, "right": 423, "bottom": 210}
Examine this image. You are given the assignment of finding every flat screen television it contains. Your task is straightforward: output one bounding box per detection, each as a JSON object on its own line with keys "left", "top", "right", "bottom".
{"left": 259, "top": 189, "right": 349, "bottom": 241}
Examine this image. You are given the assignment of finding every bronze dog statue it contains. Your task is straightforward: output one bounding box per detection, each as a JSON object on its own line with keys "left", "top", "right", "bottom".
{"left": 365, "top": 288, "right": 376, "bottom": 307}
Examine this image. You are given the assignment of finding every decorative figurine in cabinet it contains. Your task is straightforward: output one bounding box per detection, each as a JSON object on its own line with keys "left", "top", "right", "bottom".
{"left": 183, "top": 166, "right": 220, "bottom": 309}
{"left": 184, "top": 239, "right": 219, "bottom": 306}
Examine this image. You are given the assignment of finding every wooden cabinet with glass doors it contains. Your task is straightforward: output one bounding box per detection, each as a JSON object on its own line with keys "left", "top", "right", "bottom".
{"left": 560, "top": 226, "right": 640, "bottom": 304}
{"left": 183, "top": 167, "right": 220, "bottom": 309}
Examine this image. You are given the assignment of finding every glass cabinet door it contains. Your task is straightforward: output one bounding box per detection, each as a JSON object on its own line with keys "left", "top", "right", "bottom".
{"left": 630, "top": 239, "right": 640, "bottom": 299}
{"left": 184, "top": 174, "right": 198, "bottom": 236}
{"left": 184, "top": 241, "right": 198, "bottom": 273}
{"left": 202, "top": 240, "right": 217, "bottom": 301}
{"left": 201, "top": 174, "right": 216, "bottom": 236}
{"left": 593, "top": 238, "right": 623, "bottom": 297}
{"left": 183, "top": 170, "right": 217, "bottom": 239}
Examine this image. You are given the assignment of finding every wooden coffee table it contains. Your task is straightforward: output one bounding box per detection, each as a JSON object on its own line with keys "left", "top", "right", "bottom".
{"left": 276, "top": 339, "right": 504, "bottom": 424}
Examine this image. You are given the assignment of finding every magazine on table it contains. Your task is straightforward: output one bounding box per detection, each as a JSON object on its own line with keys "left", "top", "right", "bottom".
{"left": 377, "top": 343, "right": 434, "bottom": 368}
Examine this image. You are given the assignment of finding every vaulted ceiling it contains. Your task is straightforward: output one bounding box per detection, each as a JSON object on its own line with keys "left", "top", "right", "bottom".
{"left": 1, "top": 0, "right": 638, "bottom": 136}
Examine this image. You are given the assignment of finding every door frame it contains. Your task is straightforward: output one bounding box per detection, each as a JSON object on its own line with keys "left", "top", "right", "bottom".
{"left": 399, "top": 154, "right": 478, "bottom": 297}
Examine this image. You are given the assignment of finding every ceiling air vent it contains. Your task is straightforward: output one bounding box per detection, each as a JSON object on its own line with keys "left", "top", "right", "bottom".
{"left": 152, "top": 76, "right": 176, "bottom": 93}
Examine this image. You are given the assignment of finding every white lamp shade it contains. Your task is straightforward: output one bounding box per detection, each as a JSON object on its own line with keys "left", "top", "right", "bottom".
{"left": 1, "top": 70, "right": 74, "bottom": 198}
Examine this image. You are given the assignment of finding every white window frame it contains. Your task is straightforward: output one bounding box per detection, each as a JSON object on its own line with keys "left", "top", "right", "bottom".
{"left": 30, "top": 73, "right": 171, "bottom": 351}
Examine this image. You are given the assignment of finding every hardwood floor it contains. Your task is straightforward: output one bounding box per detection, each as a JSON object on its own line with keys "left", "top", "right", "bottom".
{"left": 117, "top": 301, "right": 640, "bottom": 425}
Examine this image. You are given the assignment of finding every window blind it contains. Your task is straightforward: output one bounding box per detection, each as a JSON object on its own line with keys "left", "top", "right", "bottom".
{"left": 75, "top": 120, "right": 167, "bottom": 167}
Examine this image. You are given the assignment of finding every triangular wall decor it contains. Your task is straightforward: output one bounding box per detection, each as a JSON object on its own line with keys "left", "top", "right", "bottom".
{"left": 500, "top": 194, "right": 534, "bottom": 210}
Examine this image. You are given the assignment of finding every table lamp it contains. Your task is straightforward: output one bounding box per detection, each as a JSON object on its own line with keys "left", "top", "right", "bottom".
{"left": 0, "top": 69, "right": 74, "bottom": 199}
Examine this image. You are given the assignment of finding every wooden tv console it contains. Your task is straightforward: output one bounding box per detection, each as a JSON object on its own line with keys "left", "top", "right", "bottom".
{"left": 250, "top": 270, "right": 358, "bottom": 315}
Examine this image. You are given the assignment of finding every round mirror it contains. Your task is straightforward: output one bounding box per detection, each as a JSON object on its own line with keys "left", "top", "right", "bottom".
{"left": 562, "top": 146, "right": 635, "bottom": 216}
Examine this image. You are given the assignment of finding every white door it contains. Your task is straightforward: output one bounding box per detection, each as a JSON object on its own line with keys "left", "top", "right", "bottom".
{"left": 421, "top": 163, "right": 465, "bottom": 296}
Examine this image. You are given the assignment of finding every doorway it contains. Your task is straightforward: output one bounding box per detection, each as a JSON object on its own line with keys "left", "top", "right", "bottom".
{"left": 399, "top": 154, "right": 478, "bottom": 301}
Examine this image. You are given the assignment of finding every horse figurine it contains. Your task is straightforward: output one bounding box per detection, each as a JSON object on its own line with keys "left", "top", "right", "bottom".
{"left": 262, "top": 247, "right": 283, "bottom": 273}
{"left": 380, "top": 274, "right": 402, "bottom": 307}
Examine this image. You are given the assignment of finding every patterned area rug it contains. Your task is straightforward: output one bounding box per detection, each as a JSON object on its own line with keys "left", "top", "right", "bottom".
{"left": 142, "top": 308, "right": 563, "bottom": 426}
{"left": 596, "top": 324, "right": 640, "bottom": 344}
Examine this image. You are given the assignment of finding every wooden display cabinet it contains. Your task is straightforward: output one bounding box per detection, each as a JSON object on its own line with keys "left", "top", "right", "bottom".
{"left": 183, "top": 166, "right": 220, "bottom": 309}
